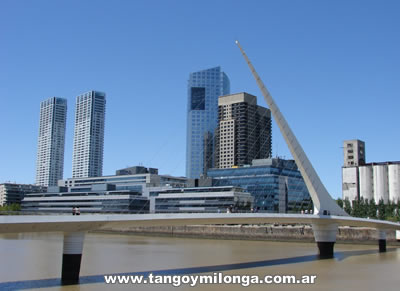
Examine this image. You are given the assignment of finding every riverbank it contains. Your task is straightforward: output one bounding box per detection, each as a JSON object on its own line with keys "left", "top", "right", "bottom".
{"left": 95, "top": 224, "right": 400, "bottom": 245}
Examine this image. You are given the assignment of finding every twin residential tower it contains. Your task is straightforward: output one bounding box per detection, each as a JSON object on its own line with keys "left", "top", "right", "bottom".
{"left": 35, "top": 97, "right": 67, "bottom": 186}
{"left": 72, "top": 91, "right": 106, "bottom": 178}
{"left": 35, "top": 91, "right": 106, "bottom": 186}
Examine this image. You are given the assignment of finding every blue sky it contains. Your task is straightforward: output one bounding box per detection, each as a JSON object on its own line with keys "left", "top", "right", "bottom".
{"left": 1, "top": 0, "right": 399, "bottom": 199}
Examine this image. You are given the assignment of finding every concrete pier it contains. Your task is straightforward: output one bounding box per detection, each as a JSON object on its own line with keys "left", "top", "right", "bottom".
{"left": 61, "top": 232, "right": 85, "bottom": 285}
{"left": 312, "top": 223, "right": 338, "bottom": 259}
{"left": 378, "top": 230, "right": 387, "bottom": 252}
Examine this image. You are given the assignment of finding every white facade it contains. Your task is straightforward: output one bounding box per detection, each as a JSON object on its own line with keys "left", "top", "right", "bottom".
{"left": 342, "top": 139, "right": 400, "bottom": 204}
{"left": 373, "top": 165, "right": 389, "bottom": 203}
{"left": 35, "top": 97, "right": 67, "bottom": 186}
{"left": 343, "top": 162, "right": 400, "bottom": 203}
{"left": 358, "top": 166, "right": 373, "bottom": 201}
{"left": 342, "top": 167, "right": 358, "bottom": 202}
{"left": 388, "top": 164, "right": 400, "bottom": 203}
{"left": 72, "top": 91, "right": 106, "bottom": 178}
{"left": 218, "top": 119, "right": 235, "bottom": 168}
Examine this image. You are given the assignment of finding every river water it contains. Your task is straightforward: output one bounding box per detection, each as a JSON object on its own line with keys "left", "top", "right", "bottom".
{"left": 0, "top": 232, "right": 399, "bottom": 290}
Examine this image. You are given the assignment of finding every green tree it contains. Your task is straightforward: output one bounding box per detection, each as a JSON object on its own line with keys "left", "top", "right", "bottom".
{"left": 351, "top": 199, "right": 360, "bottom": 217}
{"left": 337, "top": 198, "right": 344, "bottom": 209}
{"left": 367, "top": 199, "right": 377, "bottom": 219}
{"left": 386, "top": 200, "right": 396, "bottom": 221}
{"left": 364, "top": 199, "right": 370, "bottom": 218}
{"left": 377, "top": 199, "right": 386, "bottom": 220}
{"left": 344, "top": 198, "right": 352, "bottom": 215}
{"left": 359, "top": 197, "right": 367, "bottom": 218}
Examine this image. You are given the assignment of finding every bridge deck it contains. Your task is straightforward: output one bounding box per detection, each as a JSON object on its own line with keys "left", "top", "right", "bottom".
{"left": 0, "top": 213, "right": 399, "bottom": 234}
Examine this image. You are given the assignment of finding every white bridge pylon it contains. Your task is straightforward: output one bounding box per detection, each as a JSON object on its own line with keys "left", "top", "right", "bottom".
{"left": 235, "top": 40, "right": 347, "bottom": 217}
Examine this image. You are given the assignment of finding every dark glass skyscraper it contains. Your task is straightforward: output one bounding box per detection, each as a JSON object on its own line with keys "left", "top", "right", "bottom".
{"left": 186, "top": 67, "right": 230, "bottom": 178}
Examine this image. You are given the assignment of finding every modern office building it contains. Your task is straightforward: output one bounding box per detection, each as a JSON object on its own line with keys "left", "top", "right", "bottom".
{"left": 0, "top": 183, "right": 47, "bottom": 206}
{"left": 154, "top": 186, "right": 253, "bottom": 213}
{"left": 72, "top": 90, "right": 106, "bottom": 178}
{"left": 24, "top": 166, "right": 186, "bottom": 213}
{"left": 35, "top": 97, "right": 67, "bottom": 186}
{"left": 59, "top": 166, "right": 187, "bottom": 195}
{"left": 215, "top": 92, "right": 272, "bottom": 168}
{"left": 342, "top": 139, "right": 400, "bottom": 203}
{"left": 186, "top": 66, "right": 230, "bottom": 179}
{"left": 207, "top": 158, "right": 311, "bottom": 213}
{"left": 22, "top": 185, "right": 149, "bottom": 213}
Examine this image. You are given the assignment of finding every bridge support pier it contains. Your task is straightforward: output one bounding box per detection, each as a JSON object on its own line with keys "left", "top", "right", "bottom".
{"left": 378, "top": 230, "right": 387, "bottom": 253}
{"left": 312, "top": 223, "right": 338, "bottom": 259}
{"left": 61, "top": 231, "right": 85, "bottom": 285}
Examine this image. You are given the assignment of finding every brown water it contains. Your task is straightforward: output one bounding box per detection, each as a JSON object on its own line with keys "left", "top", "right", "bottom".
{"left": 0, "top": 232, "right": 399, "bottom": 290}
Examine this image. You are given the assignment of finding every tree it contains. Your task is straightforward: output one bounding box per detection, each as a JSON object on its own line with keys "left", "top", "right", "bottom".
{"left": 359, "top": 197, "right": 367, "bottom": 218}
{"left": 377, "top": 199, "right": 386, "bottom": 220}
{"left": 344, "top": 198, "right": 352, "bottom": 215}
{"left": 364, "top": 199, "right": 370, "bottom": 218}
{"left": 367, "top": 199, "right": 377, "bottom": 219}
{"left": 337, "top": 198, "right": 344, "bottom": 209}
{"left": 351, "top": 199, "right": 360, "bottom": 217}
{"left": 386, "top": 200, "right": 396, "bottom": 221}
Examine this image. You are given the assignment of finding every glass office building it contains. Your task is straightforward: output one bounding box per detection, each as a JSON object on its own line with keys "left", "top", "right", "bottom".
{"left": 207, "top": 158, "right": 312, "bottom": 213}
{"left": 186, "top": 67, "right": 230, "bottom": 179}
{"left": 154, "top": 186, "right": 253, "bottom": 213}
{"left": 22, "top": 188, "right": 149, "bottom": 213}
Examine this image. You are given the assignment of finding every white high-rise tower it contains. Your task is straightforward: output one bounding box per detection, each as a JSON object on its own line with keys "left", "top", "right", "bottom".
{"left": 36, "top": 97, "right": 67, "bottom": 186}
{"left": 72, "top": 90, "right": 106, "bottom": 178}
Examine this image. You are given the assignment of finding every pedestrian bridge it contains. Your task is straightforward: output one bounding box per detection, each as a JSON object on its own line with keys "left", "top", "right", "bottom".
{"left": 0, "top": 213, "right": 399, "bottom": 233}
{"left": 0, "top": 213, "right": 399, "bottom": 284}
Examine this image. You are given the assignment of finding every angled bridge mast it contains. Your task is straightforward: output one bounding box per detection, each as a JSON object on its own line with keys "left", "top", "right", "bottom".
{"left": 235, "top": 40, "right": 347, "bottom": 216}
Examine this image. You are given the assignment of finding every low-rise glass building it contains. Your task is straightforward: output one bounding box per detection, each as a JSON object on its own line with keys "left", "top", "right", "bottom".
{"left": 58, "top": 167, "right": 187, "bottom": 195}
{"left": 22, "top": 185, "right": 149, "bottom": 213}
{"left": 0, "top": 183, "right": 47, "bottom": 206}
{"left": 155, "top": 186, "right": 253, "bottom": 213}
{"left": 207, "top": 158, "right": 311, "bottom": 213}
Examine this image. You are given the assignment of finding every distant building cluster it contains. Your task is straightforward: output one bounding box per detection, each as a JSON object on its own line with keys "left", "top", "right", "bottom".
{"left": 186, "top": 67, "right": 272, "bottom": 179}
{"left": 3, "top": 66, "right": 313, "bottom": 214}
{"left": 22, "top": 160, "right": 310, "bottom": 213}
{"left": 342, "top": 139, "right": 400, "bottom": 204}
